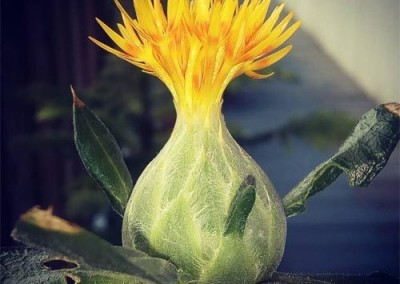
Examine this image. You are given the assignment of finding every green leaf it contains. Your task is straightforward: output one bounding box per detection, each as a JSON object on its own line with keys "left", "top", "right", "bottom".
{"left": 0, "top": 247, "right": 148, "bottom": 284}
{"left": 10, "top": 207, "right": 178, "bottom": 284}
{"left": 224, "top": 175, "right": 256, "bottom": 237}
{"left": 70, "top": 270, "right": 145, "bottom": 284}
{"left": 3, "top": 249, "right": 396, "bottom": 284}
{"left": 0, "top": 248, "right": 69, "bottom": 284}
{"left": 72, "top": 87, "right": 133, "bottom": 216}
{"left": 283, "top": 103, "right": 400, "bottom": 218}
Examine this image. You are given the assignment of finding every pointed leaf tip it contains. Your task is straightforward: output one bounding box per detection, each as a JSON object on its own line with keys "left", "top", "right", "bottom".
{"left": 283, "top": 104, "right": 400, "bottom": 218}
{"left": 72, "top": 94, "right": 133, "bottom": 216}
{"left": 70, "top": 86, "right": 85, "bottom": 108}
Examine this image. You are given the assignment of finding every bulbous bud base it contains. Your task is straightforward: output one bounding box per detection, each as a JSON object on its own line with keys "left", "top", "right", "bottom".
{"left": 122, "top": 114, "right": 286, "bottom": 283}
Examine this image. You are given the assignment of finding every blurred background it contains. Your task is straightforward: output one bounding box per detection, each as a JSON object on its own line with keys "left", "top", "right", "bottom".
{"left": 1, "top": 0, "right": 399, "bottom": 277}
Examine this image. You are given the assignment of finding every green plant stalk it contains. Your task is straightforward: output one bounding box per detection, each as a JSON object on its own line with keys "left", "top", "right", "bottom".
{"left": 122, "top": 105, "right": 286, "bottom": 283}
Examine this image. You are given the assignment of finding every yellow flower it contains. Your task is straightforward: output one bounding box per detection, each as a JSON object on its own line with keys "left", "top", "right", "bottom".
{"left": 90, "top": 0, "right": 300, "bottom": 117}
{"left": 91, "top": 2, "right": 301, "bottom": 282}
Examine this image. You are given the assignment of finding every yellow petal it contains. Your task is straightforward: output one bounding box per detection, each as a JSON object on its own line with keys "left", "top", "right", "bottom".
{"left": 91, "top": 0, "right": 300, "bottom": 111}
{"left": 113, "top": 0, "right": 136, "bottom": 30}
{"left": 112, "top": 1, "right": 146, "bottom": 47}
{"left": 95, "top": 18, "right": 127, "bottom": 51}
{"left": 245, "top": 70, "right": 275, "bottom": 79}
{"left": 272, "top": 20, "right": 301, "bottom": 49}
{"left": 89, "top": 36, "right": 138, "bottom": 63}
{"left": 168, "top": 0, "right": 185, "bottom": 31}
{"left": 193, "top": 0, "right": 212, "bottom": 25}
{"left": 184, "top": 40, "right": 202, "bottom": 102}
{"left": 249, "top": 45, "right": 292, "bottom": 71}
{"left": 117, "top": 24, "right": 131, "bottom": 42}
{"left": 252, "top": 3, "right": 285, "bottom": 44}
{"left": 220, "top": 0, "right": 237, "bottom": 29}
{"left": 242, "top": 11, "right": 295, "bottom": 61}
{"left": 121, "top": 15, "right": 142, "bottom": 45}
{"left": 133, "top": 0, "right": 158, "bottom": 35}
{"left": 208, "top": 2, "right": 223, "bottom": 41}
{"left": 246, "top": 0, "right": 271, "bottom": 42}
{"left": 272, "top": 11, "right": 295, "bottom": 37}
{"left": 153, "top": 0, "right": 167, "bottom": 30}
{"left": 227, "top": 2, "right": 248, "bottom": 57}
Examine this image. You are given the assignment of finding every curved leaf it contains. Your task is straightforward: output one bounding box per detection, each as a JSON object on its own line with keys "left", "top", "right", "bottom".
{"left": 72, "top": 87, "right": 132, "bottom": 216}
{"left": 283, "top": 103, "right": 400, "bottom": 217}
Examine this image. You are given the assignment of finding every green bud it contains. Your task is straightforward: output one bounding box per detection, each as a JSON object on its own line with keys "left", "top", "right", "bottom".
{"left": 122, "top": 112, "right": 286, "bottom": 283}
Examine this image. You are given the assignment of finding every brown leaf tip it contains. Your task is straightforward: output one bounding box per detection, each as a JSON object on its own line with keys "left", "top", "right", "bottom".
{"left": 21, "top": 207, "right": 81, "bottom": 234}
{"left": 383, "top": 102, "right": 400, "bottom": 117}
{"left": 70, "top": 85, "right": 85, "bottom": 108}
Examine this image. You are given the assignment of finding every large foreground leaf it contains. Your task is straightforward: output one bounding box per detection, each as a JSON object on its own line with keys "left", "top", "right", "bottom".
{"left": 0, "top": 248, "right": 145, "bottom": 284}
{"left": 1, "top": 248, "right": 68, "bottom": 284}
{"left": 283, "top": 103, "right": 400, "bottom": 217}
{"left": 9, "top": 207, "right": 178, "bottom": 284}
{"left": 72, "top": 87, "right": 132, "bottom": 216}
{"left": 3, "top": 249, "right": 397, "bottom": 284}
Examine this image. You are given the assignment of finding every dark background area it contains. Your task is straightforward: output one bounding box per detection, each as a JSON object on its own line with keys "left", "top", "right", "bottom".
{"left": 2, "top": 0, "right": 176, "bottom": 248}
{"left": 2, "top": 0, "right": 128, "bottom": 246}
{"left": 1, "top": 0, "right": 101, "bottom": 246}
{"left": 1, "top": 0, "right": 399, "bottom": 278}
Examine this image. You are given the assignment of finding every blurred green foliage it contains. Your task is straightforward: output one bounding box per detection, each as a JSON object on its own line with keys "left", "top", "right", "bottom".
{"left": 284, "top": 111, "right": 357, "bottom": 149}
{"left": 13, "top": 56, "right": 175, "bottom": 243}
{"left": 236, "top": 111, "right": 357, "bottom": 150}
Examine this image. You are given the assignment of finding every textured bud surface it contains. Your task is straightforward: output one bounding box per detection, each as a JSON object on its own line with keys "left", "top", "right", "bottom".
{"left": 122, "top": 111, "right": 286, "bottom": 283}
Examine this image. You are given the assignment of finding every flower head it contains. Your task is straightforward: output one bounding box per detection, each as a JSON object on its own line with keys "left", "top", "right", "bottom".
{"left": 90, "top": 0, "right": 300, "bottom": 116}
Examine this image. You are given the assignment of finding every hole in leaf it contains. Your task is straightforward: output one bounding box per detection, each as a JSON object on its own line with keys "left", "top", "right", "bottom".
{"left": 65, "top": 274, "right": 80, "bottom": 284}
{"left": 43, "top": 258, "right": 78, "bottom": 270}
